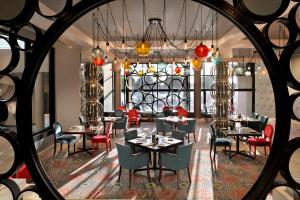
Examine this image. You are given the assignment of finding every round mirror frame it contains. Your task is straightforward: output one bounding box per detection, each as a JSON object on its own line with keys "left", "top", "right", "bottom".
{"left": 0, "top": 0, "right": 297, "bottom": 199}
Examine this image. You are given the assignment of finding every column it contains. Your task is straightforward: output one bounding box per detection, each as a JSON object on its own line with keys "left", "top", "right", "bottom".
{"left": 114, "top": 65, "right": 121, "bottom": 110}
{"left": 194, "top": 70, "right": 201, "bottom": 119}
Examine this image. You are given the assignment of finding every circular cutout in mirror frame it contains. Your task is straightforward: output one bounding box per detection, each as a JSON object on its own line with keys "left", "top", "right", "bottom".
{"left": 233, "top": 0, "right": 290, "bottom": 23}
{"left": 0, "top": 0, "right": 293, "bottom": 199}
{"left": 0, "top": 36, "right": 20, "bottom": 75}
{"left": 280, "top": 138, "right": 300, "bottom": 190}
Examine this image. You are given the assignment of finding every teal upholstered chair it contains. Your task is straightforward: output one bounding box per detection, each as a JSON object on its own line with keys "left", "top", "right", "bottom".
{"left": 172, "top": 129, "right": 186, "bottom": 141}
{"left": 159, "top": 143, "right": 193, "bottom": 184}
{"left": 178, "top": 119, "right": 197, "bottom": 142}
{"left": 53, "top": 122, "right": 77, "bottom": 156}
{"left": 116, "top": 143, "right": 150, "bottom": 188}
{"left": 260, "top": 115, "right": 269, "bottom": 132}
{"left": 112, "top": 116, "right": 127, "bottom": 136}
{"left": 124, "top": 129, "right": 144, "bottom": 153}
{"left": 155, "top": 118, "right": 173, "bottom": 136}
{"left": 209, "top": 122, "right": 232, "bottom": 160}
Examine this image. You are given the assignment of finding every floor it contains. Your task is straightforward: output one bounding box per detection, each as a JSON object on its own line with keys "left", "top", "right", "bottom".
{"left": 1, "top": 120, "right": 298, "bottom": 199}
{"left": 38, "top": 120, "right": 269, "bottom": 200}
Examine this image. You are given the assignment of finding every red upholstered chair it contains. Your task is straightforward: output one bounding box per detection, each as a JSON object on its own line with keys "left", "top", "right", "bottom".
{"left": 248, "top": 124, "right": 273, "bottom": 159}
{"left": 91, "top": 122, "right": 113, "bottom": 156}
{"left": 175, "top": 106, "right": 184, "bottom": 111}
{"left": 117, "top": 106, "right": 127, "bottom": 113}
{"left": 15, "top": 164, "right": 31, "bottom": 179}
{"left": 127, "top": 109, "right": 140, "bottom": 127}
{"left": 177, "top": 109, "right": 188, "bottom": 118}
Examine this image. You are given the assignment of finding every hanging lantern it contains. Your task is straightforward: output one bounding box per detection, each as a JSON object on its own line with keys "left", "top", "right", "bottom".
{"left": 136, "top": 40, "right": 151, "bottom": 57}
{"left": 195, "top": 43, "right": 209, "bottom": 58}
{"left": 124, "top": 67, "right": 130, "bottom": 76}
{"left": 138, "top": 69, "right": 144, "bottom": 77}
{"left": 148, "top": 65, "right": 156, "bottom": 74}
{"left": 175, "top": 66, "right": 181, "bottom": 75}
{"left": 211, "top": 49, "right": 223, "bottom": 64}
{"left": 123, "top": 58, "right": 131, "bottom": 69}
{"left": 91, "top": 46, "right": 104, "bottom": 59}
{"left": 191, "top": 57, "right": 202, "bottom": 71}
{"left": 93, "top": 57, "right": 104, "bottom": 66}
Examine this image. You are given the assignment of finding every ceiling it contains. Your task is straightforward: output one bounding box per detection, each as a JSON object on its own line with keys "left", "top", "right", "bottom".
{"left": 41, "top": 0, "right": 235, "bottom": 42}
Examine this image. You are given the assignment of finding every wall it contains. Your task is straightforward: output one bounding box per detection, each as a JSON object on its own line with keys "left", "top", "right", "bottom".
{"left": 103, "top": 63, "right": 113, "bottom": 112}
{"left": 54, "top": 41, "right": 81, "bottom": 129}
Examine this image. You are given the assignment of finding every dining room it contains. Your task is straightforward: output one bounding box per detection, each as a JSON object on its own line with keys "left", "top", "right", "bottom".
{"left": 0, "top": 0, "right": 300, "bottom": 200}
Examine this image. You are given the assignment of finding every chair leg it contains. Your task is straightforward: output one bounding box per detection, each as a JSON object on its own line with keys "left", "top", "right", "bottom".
{"left": 129, "top": 170, "right": 132, "bottom": 188}
{"left": 224, "top": 146, "right": 227, "bottom": 155}
{"left": 147, "top": 164, "right": 151, "bottom": 182}
{"left": 213, "top": 145, "right": 216, "bottom": 160}
{"left": 53, "top": 142, "right": 56, "bottom": 156}
{"left": 118, "top": 166, "right": 122, "bottom": 183}
{"left": 73, "top": 144, "right": 75, "bottom": 152}
{"left": 60, "top": 143, "right": 62, "bottom": 152}
{"left": 249, "top": 144, "right": 252, "bottom": 155}
{"left": 92, "top": 142, "right": 94, "bottom": 157}
{"left": 193, "top": 132, "right": 196, "bottom": 142}
{"left": 187, "top": 167, "right": 191, "bottom": 183}
{"left": 159, "top": 161, "right": 162, "bottom": 181}
{"left": 209, "top": 140, "right": 213, "bottom": 155}
{"left": 176, "top": 170, "right": 179, "bottom": 185}
{"left": 68, "top": 144, "right": 70, "bottom": 156}
{"left": 109, "top": 141, "right": 112, "bottom": 151}
{"left": 254, "top": 146, "right": 256, "bottom": 159}
{"left": 264, "top": 146, "right": 267, "bottom": 155}
{"left": 105, "top": 142, "right": 108, "bottom": 154}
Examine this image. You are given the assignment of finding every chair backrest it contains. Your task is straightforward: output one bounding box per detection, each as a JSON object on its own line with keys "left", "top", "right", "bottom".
{"left": 155, "top": 118, "right": 165, "bottom": 132}
{"left": 251, "top": 112, "right": 259, "bottom": 119}
{"left": 53, "top": 122, "right": 63, "bottom": 138}
{"left": 105, "top": 122, "right": 113, "bottom": 138}
{"left": 124, "top": 129, "right": 138, "bottom": 141}
{"left": 177, "top": 143, "right": 193, "bottom": 166}
{"left": 177, "top": 109, "right": 188, "bottom": 117}
{"left": 208, "top": 122, "right": 216, "bottom": 142}
{"left": 172, "top": 129, "right": 186, "bottom": 141}
{"left": 175, "top": 106, "right": 183, "bottom": 111}
{"left": 128, "top": 109, "right": 139, "bottom": 118}
{"left": 114, "top": 109, "right": 124, "bottom": 117}
{"left": 116, "top": 143, "right": 132, "bottom": 167}
{"left": 163, "top": 106, "right": 171, "bottom": 111}
{"left": 264, "top": 124, "right": 273, "bottom": 142}
{"left": 117, "top": 106, "right": 127, "bottom": 112}
{"left": 260, "top": 115, "right": 269, "bottom": 131}
{"left": 163, "top": 109, "right": 173, "bottom": 117}
{"left": 178, "top": 119, "right": 196, "bottom": 133}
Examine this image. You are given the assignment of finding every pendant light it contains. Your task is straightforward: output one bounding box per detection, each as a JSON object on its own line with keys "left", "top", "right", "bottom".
{"left": 136, "top": 0, "right": 151, "bottom": 57}
{"left": 195, "top": 5, "right": 209, "bottom": 58}
{"left": 92, "top": 11, "right": 104, "bottom": 66}
{"left": 191, "top": 57, "right": 202, "bottom": 71}
{"left": 211, "top": 13, "right": 222, "bottom": 64}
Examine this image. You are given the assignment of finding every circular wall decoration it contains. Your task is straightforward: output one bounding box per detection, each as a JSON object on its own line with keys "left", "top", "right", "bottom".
{"left": 262, "top": 18, "right": 297, "bottom": 49}
{"left": 280, "top": 138, "right": 300, "bottom": 190}
{"left": 233, "top": 0, "right": 290, "bottom": 23}
{"left": 0, "top": 179, "right": 21, "bottom": 200}
{"left": 0, "top": 36, "right": 20, "bottom": 75}
{"left": 0, "top": 128, "right": 22, "bottom": 180}
{"left": 36, "top": 0, "right": 73, "bottom": 20}
{"left": 0, "top": 0, "right": 293, "bottom": 199}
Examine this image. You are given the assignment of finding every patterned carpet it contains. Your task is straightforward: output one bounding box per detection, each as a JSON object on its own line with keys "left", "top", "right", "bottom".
{"left": 38, "top": 121, "right": 267, "bottom": 200}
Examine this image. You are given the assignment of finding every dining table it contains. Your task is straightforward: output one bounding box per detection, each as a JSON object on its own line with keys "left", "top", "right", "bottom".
{"left": 160, "top": 116, "right": 195, "bottom": 128}
{"left": 127, "top": 133, "right": 183, "bottom": 172}
{"left": 64, "top": 125, "right": 96, "bottom": 155}
{"left": 219, "top": 127, "right": 262, "bottom": 159}
{"left": 229, "top": 114, "right": 260, "bottom": 126}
